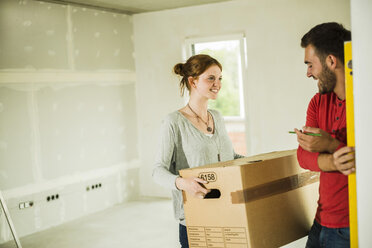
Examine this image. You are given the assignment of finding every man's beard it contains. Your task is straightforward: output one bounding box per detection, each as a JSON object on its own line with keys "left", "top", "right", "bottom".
{"left": 317, "top": 61, "right": 337, "bottom": 94}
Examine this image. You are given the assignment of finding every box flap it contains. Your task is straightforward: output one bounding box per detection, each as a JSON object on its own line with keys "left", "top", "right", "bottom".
{"left": 180, "top": 149, "right": 297, "bottom": 172}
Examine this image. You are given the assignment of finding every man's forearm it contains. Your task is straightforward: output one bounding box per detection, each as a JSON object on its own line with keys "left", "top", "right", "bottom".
{"left": 327, "top": 138, "right": 341, "bottom": 154}
{"left": 317, "top": 153, "right": 337, "bottom": 172}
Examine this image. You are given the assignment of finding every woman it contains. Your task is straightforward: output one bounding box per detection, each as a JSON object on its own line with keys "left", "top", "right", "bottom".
{"left": 153, "top": 54, "right": 243, "bottom": 248}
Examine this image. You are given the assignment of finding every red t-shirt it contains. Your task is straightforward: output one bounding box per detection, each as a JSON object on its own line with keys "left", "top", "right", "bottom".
{"left": 297, "top": 92, "right": 349, "bottom": 228}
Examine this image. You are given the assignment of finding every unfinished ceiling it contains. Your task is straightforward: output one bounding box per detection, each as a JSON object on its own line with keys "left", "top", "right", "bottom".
{"left": 44, "top": 0, "right": 234, "bottom": 14}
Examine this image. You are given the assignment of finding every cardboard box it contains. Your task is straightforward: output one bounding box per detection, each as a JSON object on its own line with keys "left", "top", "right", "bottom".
{"left": 179, "top": 150, "right": 319, "bottom": 248}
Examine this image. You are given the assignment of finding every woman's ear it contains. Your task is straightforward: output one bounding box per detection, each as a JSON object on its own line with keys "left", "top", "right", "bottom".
{"left": 188, "top": 76, "right": 195, "bottom": 88}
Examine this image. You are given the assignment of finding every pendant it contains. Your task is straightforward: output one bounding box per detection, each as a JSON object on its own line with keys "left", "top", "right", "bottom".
{"left": 207, "top": 126, "right": 212, "bottom": 132}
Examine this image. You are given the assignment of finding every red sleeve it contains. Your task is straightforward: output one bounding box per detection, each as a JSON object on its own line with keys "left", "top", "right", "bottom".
{"left": 297, "top": 94, "right": 321, "bottom": 172}
{"left": 297, "top": 146, "right": 321, "bottom": 171}
{"left": 335, "top": 142, "right": 347, "bottom": 151}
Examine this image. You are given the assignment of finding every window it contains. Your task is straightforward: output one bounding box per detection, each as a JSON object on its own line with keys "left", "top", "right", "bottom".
{"left": 185, "top": 34, "right": 248, "bottom": 155}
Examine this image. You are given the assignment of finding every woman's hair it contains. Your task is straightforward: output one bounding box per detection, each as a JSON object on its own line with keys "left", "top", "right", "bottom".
{"left": 173, "top": 54, "right": 222, "bottom": 96}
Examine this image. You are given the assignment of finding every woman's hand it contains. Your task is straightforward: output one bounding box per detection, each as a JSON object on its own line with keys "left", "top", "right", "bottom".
{"left": 176, "top": 177, "right": 211, "bottom": 199}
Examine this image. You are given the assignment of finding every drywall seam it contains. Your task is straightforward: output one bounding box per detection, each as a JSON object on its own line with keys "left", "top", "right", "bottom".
{"left": 39, "top": 0, "right": 133, "bottom": 15}
{"left": 2, "top": 159, "right": 140, "bottom": 199}
{"left": 0, "top": 81, "right": 135, "bottom": 93}
{"left": 66, "top": 5, "right": 75, "bottom": 70}
{"left": 0, "top": 71, "right": 136, "bottom": 84}
{"left": 28, "top": 83, "right": 43, "bottom": 183}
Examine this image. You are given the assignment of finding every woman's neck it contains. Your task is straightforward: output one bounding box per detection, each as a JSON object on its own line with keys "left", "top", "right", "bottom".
{"left": 188, "top": 97, "right": 209, "bottom": 119}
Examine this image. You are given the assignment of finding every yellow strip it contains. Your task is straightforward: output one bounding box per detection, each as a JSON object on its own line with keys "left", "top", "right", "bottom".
{"left": 344, "top": 41, "right": 358, "bottom": 248}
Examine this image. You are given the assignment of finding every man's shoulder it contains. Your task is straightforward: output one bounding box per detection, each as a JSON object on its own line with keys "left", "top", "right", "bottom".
{"left": 309, "top": 92, "right": 334, "bottom": 103}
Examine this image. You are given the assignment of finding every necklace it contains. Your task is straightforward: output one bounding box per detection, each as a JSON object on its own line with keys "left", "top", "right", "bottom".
{"left": 187, "top": 103, "right": 213, "bottom": 132}
{"left": 212, "top": 132, "right": 221, "bottom": 162}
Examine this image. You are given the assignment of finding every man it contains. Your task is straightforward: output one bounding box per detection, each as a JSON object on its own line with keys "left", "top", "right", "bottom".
{"left": 295, "top": 22, "right": 356, "bottom": 248}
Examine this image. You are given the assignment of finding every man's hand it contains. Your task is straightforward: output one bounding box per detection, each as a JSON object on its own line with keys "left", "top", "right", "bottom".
{"left": 176, "top": 177, "right": 211, "bottom": 199}
{"left": 333, "top": 146, "right": 356, "bottom": 175}
{"left": 295, "top": 126, "right": 340, "bottom": 153}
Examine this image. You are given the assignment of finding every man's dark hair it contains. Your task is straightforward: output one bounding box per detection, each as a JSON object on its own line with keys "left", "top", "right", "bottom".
{"left": 301, "top": 22, "right": 351, "bottom": 64}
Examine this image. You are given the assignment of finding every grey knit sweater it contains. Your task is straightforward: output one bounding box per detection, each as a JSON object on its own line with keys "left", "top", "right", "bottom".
{"left": 153, "top": 109, "right": 243, "bottom": 225}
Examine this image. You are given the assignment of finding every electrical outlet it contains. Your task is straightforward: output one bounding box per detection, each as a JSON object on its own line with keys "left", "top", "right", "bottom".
{"left": 88, "top": 182, "right": 103, "bottom": 191}
{"left": 46, "top": 194, "right": 59, "bottom": 202}
{"left": 19, "top": 201, "right": 33, "bottom": 210}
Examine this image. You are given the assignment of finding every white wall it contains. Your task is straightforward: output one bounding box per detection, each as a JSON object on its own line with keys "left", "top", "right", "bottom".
{"left": 350, "top": 0, "right": 372, "bottom": 246}
{"left": 133, "top": 0, "right": 351, "bottom": 197}
{"left": 0, "top": 0, "right": 139, "bottom": 243}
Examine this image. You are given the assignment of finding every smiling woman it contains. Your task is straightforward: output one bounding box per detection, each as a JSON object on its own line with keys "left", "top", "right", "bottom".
{"left": 185, "top": 35, "right": 248, "bottom": 155}
{"left": 152, "top": 54, "right": 244, "bottom": 248}
{"left": 191, "top": 39, "right": 244, "bottom": 117}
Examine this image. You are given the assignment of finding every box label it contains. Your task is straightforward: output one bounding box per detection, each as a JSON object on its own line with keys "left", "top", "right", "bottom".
{"left": 198, "top": 172, "right": 217, "bottom": 182}
{"left": 188, "top": 226, "right": 248, "bottom": 248}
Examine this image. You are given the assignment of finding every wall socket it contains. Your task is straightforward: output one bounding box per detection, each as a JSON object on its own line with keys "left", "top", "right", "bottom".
{"left": 46, "top": 194, "right": 59, "bottom": 202}
{"left": 19, "top": 201, "right": 34, "bottom": 210}
{"left": 86, "top": 182, "right": 102, "bottom": 191}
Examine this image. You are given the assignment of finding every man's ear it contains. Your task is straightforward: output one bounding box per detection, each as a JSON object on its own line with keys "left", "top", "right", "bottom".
{"left": 326, "top": 54, "right": 338, "bottom": 70}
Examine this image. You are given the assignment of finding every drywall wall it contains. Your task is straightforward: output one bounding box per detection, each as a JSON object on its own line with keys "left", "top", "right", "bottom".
{"left": 71, "top": 7, "right": 134, "bottom": 70}
{"left": 0, "top": 0, "right": 69, "bottom": 69}
{"left": 0, "top": 0, "right": 138, "bottom": 243}
{"left": 133, "top": 0, "right": 351, "bottom": 197}
{"left": 350, "top": 0, "right": 372, "bottom": 246}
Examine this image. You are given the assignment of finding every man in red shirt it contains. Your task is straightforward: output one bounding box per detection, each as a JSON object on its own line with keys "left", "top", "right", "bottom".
{"left": 295, "top": 22, "right": 355, "bottom": 248}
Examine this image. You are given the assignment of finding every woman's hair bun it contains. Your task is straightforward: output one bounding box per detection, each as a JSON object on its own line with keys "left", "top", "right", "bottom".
{"left": 173, "top": 63, "right": 184, "bottom": 76}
